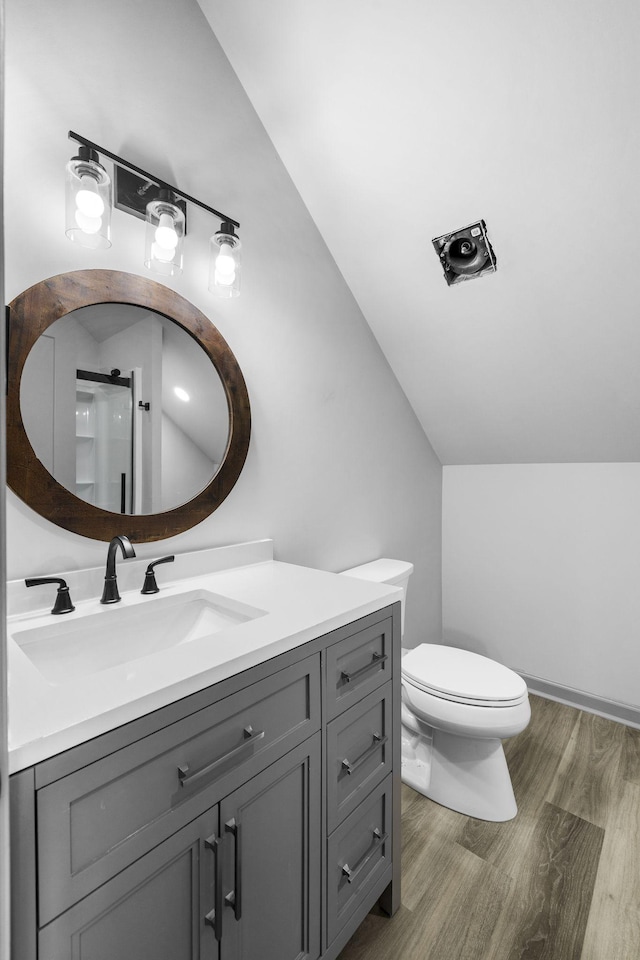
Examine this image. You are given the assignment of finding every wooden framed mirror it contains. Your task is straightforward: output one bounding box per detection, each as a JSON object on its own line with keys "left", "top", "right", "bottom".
{"left": 7, "top": 270, "right": 251, "bottom": 542}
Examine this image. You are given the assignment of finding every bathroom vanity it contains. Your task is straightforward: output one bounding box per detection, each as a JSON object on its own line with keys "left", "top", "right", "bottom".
{"left": 7, "top": 542, "right": 402, "bottom": 960}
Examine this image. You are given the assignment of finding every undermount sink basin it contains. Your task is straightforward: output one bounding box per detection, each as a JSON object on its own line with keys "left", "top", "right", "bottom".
{"left": 12, "top": 589, "right": 267, "bottom": 685}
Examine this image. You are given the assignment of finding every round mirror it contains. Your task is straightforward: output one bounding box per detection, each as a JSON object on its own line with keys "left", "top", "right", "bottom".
{"left": 20, "top": 304, "right": 230, "bottom": 514}
{"left": 7, "top": 270, "right": 251, "bottom": 541}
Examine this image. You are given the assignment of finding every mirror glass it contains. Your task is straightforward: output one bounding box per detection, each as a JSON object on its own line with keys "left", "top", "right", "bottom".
{"left": 20, "top": 304, "right": 229, "bottom": 515}
{"left": 7, "top": 269, "right": 251, "bottom": 542}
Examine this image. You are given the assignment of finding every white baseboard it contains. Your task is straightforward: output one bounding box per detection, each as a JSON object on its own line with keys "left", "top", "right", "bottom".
{"left": 519, "top": 672, "right": 640, "bottom": 730}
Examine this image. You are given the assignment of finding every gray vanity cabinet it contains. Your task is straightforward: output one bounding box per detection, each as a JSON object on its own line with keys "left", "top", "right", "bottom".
{"left": 35, "top": 656, "right": 320, "bottom": 925}
{"left": 10, "top": 603, "right": 401, "bottom": 960}
{"left": 37, "top": 735, "right": 321, "bottom": 960}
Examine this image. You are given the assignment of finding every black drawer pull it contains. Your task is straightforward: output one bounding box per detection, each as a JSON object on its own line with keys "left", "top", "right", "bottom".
{"left": 341, "top": 828, "right": 388, "bottom": 885}
{"left": 225, "top": 817, "right": 242, "bottom": 921}
{"left": 340, "top": 652, "right": 388, "bottom": 685}
{"left": 204, "top": 833, "right": 223, "bottom": 941}
{"left": 341, "top": 733, "right": 388, "bottom": 776}
{"left": 178, "top": 726, "right": 265, "bottom": 787}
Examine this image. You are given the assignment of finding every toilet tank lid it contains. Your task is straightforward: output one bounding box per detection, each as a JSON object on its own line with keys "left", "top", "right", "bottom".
{"left": 340, "top": 558, "right": 414, "bottom": 585}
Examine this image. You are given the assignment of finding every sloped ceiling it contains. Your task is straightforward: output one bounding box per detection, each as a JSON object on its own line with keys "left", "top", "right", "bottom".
{"left": 197, "top": 0, "right": 640, "bottom": 464}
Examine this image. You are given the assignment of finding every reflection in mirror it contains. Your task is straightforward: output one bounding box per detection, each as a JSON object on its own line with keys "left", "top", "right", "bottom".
{"left": 20, "top": 304, "right": 229, "bottom": 515}
{"left": 8, "top": 269, "right": 251, "bottom": 542}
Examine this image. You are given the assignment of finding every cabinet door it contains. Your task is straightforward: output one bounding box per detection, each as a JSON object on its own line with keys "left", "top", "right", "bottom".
{"left": 37, "top": 655, "right": 320, "bottom": 925}
{"left": 220, "top": 734, "right": 321, "bottom": 960}
{"left": 39, "top": 807, "right": 221, "bottom": 960}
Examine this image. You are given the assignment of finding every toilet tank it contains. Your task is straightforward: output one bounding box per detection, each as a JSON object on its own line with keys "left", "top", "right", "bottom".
{"left": 339, "top": 559, "right": 414, "bottom": 638}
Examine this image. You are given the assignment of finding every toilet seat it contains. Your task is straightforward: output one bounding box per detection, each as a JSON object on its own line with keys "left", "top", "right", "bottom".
{"left": 402, "top": 644, "right": 528, "bottom": 708}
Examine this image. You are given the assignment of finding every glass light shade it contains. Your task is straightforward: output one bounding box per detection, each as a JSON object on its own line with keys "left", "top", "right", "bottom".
{"left": 209, "top": 227, "right": 241, "bottom": 298}
{"left": 65, "top": 152, "right": 112, "bottom": 250}
{"left": 144, "top": 197, "right": 185, "bottom": 276}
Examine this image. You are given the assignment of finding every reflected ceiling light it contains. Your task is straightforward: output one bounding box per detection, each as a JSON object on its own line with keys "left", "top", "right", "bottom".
{"left": 65, "top": 145, "right": 112, "bottom": 249}
{"left": 65, "top": 132, "right": 241, "bottom": 297}
{"left": 174, "top": 387, "right": 190, "bottom": 402}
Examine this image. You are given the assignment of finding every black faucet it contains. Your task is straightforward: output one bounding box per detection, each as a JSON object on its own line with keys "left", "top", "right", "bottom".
{"left": 101, "top": 535, "right": 136, "bottom": 604}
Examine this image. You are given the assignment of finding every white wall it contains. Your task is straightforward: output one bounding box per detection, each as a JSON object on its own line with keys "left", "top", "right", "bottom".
{"left": 442, "top": 464, "right": 640, "bottom": 710}
{"left": 4, "top": 0, "right": 442, "bottom": 649}
{"left": 161, "top": 414, "right": 215, "bottom": 511}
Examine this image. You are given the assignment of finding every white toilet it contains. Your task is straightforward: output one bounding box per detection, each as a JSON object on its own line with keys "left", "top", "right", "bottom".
{"left": 340, "top": 558, "right": 531, "bottom": 822}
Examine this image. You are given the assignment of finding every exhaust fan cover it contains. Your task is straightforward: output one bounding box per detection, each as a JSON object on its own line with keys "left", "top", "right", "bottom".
{"left": 433, "top": 220, "right": 497, "bottom": 286}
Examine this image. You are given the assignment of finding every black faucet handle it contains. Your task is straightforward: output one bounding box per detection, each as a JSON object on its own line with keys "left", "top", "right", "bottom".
{"left": 141, "top": 555, "right": 175, "bottom": 595}
{"left": 25, "top": 577, "right": 75, "bottom": 615}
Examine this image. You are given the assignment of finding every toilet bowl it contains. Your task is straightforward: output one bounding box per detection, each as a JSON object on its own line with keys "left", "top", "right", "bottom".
{"left": 340, "top": 559, "right": 531, "bottom": 822}
{"left": 401, "top": 643, "right": 530, "bottom": 820}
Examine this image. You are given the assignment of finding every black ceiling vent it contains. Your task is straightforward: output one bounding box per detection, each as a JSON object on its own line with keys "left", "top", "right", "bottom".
{"left": 432, "top": 220, "right": 497, "bottom": 286}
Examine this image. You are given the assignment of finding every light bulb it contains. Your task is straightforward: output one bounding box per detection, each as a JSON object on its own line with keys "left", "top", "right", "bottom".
{"left": 215, "top": 268, "right": 235, "bottom": 286}
{"left": 75, "top": 175, "right": 105, "bottom": 218}
{"left": 151, "top": 241, "right": 175, "bottom": 263}
{"left": 215, "top": 243, "right": 236, "bottom": 285}
{"left": 208, "top": 227, "right": 241, "bottom": 297}
{"left": 155, "top": 213, "right": 179, "bottom": 250}
{"left": 74, "top": 209, "right": 103, "bottom": 235}
{"left": 65, "top": 150, "right": 111, "bottom": 249}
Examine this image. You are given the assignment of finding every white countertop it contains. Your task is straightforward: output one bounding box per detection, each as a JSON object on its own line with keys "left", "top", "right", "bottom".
{"left": 7, "top": 541, "right": 401, "bottom": 773}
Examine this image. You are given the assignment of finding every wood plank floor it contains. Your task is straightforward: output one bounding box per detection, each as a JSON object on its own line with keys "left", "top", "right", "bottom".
{"left": 338, "top": 695, "right": 640, "bottom": 960}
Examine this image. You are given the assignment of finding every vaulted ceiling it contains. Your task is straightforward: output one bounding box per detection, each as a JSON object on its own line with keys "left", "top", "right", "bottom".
{"left": 198, "top": 0, "right": 640, "bottom": 464}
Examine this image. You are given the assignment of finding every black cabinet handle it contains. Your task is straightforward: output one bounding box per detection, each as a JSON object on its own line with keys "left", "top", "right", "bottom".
{"left": 341, "top": 652, "right": 388, "bottom": 685}
{"left": 341, "top": 828, "right": 388, "bottom": 886}
{"left": 341, "top": 733, "right": 388, "bottom": 776}
{"left": 178, "top": 726, "right": 265, "bottom": 788}
{"left": 204, "top": 833, "right": 223, "bottom": 942}
{"left": 225, "top": 817, "right": 242, "bottom": 921}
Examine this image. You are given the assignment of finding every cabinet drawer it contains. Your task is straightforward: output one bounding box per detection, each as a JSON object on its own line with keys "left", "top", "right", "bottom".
{"left": 37, "top": 654, "right": 320, "bottom": 925}
{"left": 326, "top": 683, "right": 392, "bottom": 833}
{"left": 326, "top": 775, "right": 392, "bottom": 947}
{"left": 325, "top": 617, "right": 392, "bottom": 719}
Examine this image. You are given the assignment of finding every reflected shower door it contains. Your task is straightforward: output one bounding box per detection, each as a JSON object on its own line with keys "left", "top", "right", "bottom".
{"left": 75, "top": 369, "right": 134, "bottom": 513}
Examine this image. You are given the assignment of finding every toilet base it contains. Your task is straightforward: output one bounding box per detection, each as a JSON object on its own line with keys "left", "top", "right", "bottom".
{"left": 401, "top": 728, "right": 518, "bottom": 822}
{"left": 401, "top": 728, "right": 432, "bottom": 793}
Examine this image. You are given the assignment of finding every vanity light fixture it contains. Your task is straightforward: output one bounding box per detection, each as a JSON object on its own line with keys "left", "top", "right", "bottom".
{"left": 209, "top": 222, "right": 242, "bottom": 298}
{"left": 66, "top": 132, "right": 241, "bottom": 296}
{"left": 65, "top": 145, "right": 112, "bottom": 250}
{"left": 144, "top": 189, "right": 185, "bottom": 277}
